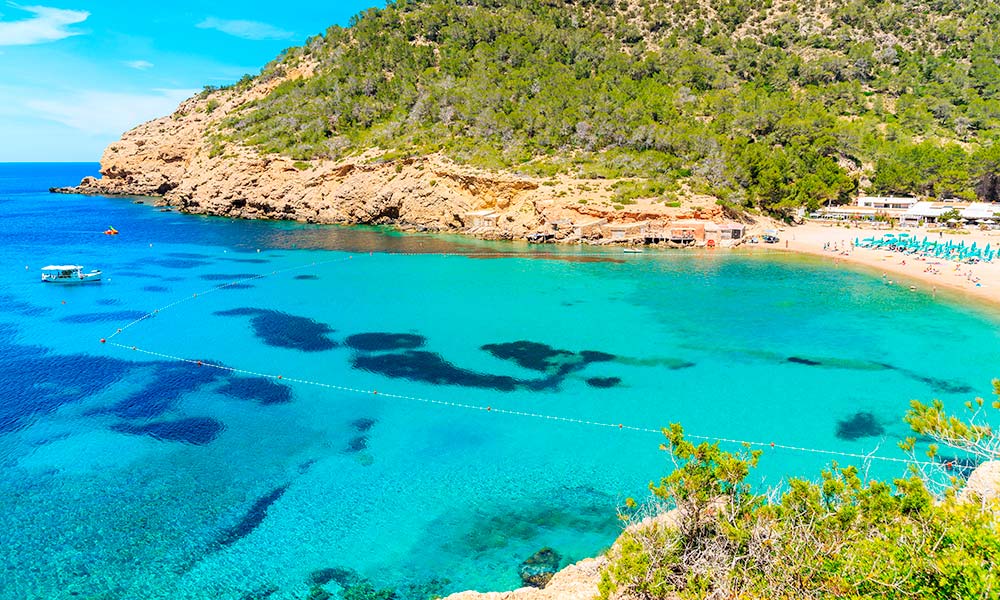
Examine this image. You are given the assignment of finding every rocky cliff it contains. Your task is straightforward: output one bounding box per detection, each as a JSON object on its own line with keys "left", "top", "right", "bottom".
{"left": 55, "top": 68, "right": 750, "bottom": 244}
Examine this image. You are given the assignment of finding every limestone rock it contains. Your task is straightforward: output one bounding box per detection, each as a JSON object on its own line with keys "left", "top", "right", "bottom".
{"left": 959, "top": 460, "right": 1000, "bottom": 506}
{"left": 443, "top": 557, "right": 607, "bottom": 600}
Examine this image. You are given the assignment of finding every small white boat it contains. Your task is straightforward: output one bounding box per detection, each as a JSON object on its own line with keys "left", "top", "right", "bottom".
{"left": 623, "top": 248, "right": 644, "bottom": 254}
{"left": 41, "top": 265, "right": 102, "bottom": 284}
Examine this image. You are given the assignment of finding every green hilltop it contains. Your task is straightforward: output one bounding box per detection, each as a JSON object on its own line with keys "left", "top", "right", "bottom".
{"left": 214, "top": 0, "right": 1000, "bottom": 215}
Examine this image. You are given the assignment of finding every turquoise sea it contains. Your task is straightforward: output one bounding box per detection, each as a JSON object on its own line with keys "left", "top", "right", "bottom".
{"left": 2, "top": 163, "right": 998, "bottom": 599}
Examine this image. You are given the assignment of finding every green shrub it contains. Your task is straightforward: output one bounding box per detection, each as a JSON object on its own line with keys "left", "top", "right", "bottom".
{"left": 601, "top": 406, "right": 1000, "bottom": 600}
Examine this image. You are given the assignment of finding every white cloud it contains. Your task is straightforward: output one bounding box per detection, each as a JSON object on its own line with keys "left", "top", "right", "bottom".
{"left": 125, "top": 59, "right": 153, "bottom": 70}
{"left": 0, "top": 4, "right": 89, "bottom": 46}
{"left": 25, "top": 88, "right": 198, "bottom": 136}
{"left": 196, "top": 16, "right": 292, "bottom": 41}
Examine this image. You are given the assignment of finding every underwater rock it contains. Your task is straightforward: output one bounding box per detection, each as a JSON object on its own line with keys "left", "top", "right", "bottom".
{"left": 226, "top": 257, "right": 270, "bottom": 264}
{"left": 353, "top": 350, "right": 519, "bottom": 391}
{"left": 578, "top": 350, "right": 615, "bottom": 363}
{"left": 294, "top": 274, "right": 319, "bottom": 280}
{"left": 308, "top": 567, "right": 395, "bottom": 600}
{"left": 216, "top": 484, "right": 290, "bottom": 547}
{"left": 345, "top": 332, "right": 426, "bottom": 352}
{"left": 107, "top": 359, "right": 223, "bottom": 419}
{"left": 201, "top": 273, "right": 260, "bottom": 281}
{"left": 142, "top": 285, "right": 170, "bottom": 292}
{"left": 219, "top": 376, "right": 292, "bottom": 405}
{"left": 480, "top": 342, "right": 618, "bottom": 383}
{"left": 240, "top": 584, "right": 278, "bottom": 600}
{"left": 215, "top": 308, "right": 337, "bottom": 351}
{"left": 151, "top": 257, "right": 210, "bottom": 269}
{"left": 481, "top": 341, "right": 576, "bottom": 372}
{"left": 59, "top": 310, "right": 148, "bottom": 324}
{"left": 518, "top": 547, "right": 562, "bottom": 588}
{"left": 585, "top": 377, "right": 621, "bottom": 388}
{"left": 309, "top": 566, "right": 359, "bottom": 586}
{"left": 111, "top": 417, "right": 224, "bottom": 445}
{"left": 345, "top": 435, "right": 368, "bottom": 453}
{"left": 352, "top": 417, "right": 376, "bottom": 432}
{"left": 307, "top": 586, "right": 332, "bottom": 600}
{"left": 835, "top": 411, "right": 885, "bottom": 441}
{"left": 787, "top": 356, "right": 822, "bottom": 366}
{"left": 217, "top": 283, "right": 255, "bottom": 290}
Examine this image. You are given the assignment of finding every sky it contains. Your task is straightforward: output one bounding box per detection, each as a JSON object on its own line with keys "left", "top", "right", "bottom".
{"left": 0, "top": 1, "right": 379, "bottom": 161}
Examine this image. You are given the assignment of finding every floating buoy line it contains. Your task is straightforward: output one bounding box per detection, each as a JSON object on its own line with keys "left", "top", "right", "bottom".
{"left": 99, "top": 249, "right": 941, "bottom": 469}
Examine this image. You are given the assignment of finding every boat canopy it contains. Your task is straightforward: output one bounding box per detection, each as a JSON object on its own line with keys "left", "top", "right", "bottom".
{"left": 41, "top": 265, "right": 83, "bottom": 271}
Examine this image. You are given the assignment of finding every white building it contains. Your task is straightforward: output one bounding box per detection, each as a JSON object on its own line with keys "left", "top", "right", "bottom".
{"left": 812, "top": 196, "right": 918, "bottom": 221}
{"left": 856, "top": 196, "right": 919, "bottom": 210}
{"left": 899, "top": 201, "right": 1000, "bottom": 226}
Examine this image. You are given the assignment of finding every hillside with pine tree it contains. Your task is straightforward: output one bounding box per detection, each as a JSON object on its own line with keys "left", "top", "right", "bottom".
{"left": 207, "top": 0, "right": 1000, "bottom": 216}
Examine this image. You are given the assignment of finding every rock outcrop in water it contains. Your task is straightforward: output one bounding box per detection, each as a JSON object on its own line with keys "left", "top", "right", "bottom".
{"left": 51, "top": 65, "right": 749, "bottom": 244}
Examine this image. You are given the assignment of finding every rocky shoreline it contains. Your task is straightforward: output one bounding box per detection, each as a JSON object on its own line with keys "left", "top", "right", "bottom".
{"left": 51, "top": 68, "right": 769, "bottom": 246}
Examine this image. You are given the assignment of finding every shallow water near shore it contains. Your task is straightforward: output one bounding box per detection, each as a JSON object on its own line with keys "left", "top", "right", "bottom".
{"left": 2, "top": 163, "right": 999, "bottom": 600}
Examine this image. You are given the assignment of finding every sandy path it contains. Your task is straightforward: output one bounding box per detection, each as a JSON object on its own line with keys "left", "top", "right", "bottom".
{"left": 778, "top": 222, "right": 1000, "bottom": 311}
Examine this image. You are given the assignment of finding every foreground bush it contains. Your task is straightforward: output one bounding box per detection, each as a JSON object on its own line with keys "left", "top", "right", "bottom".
{"left": 600, "top": 407, "right": 1000, "bottom": 599}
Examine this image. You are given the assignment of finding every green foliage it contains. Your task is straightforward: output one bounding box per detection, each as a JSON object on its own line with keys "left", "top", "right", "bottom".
{"left": 220, "top": 0, "right": 1000, "bottom": 214}
{"left": 601, "top": 422, "right": 1000, "bottom": 599}
{"left": 903, "top": 379, "right": 1000, "bottom": 462}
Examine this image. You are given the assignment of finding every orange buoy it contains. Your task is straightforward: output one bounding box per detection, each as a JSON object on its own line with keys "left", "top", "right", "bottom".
{"left": 277, "top": 375, "right": 283, "bottom": 379}
{"left": 770, "top": 442, "right": 775, "bottom": 447}
{"left": 196, "top": 360, "right": 202, "bottom": 367}
{"left": 100, "top": 338, "right": 106, "bottom": 344}
{"left": 487, "top": 406, "right": 491, "bottom": 411}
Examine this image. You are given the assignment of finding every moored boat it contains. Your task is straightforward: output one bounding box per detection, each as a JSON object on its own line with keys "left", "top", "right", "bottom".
{"left": 40, "top": 265, "right": 102, "bottom": 284}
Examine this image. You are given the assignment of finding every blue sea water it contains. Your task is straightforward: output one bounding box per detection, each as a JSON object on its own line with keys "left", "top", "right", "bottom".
{"left": 2, "top": 163, "right": 999, "bottom": 599}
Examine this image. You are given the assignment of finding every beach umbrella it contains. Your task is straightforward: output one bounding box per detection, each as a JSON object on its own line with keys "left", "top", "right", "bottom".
{"left": 947, "top": 218, "right": 958, "bottom": 224}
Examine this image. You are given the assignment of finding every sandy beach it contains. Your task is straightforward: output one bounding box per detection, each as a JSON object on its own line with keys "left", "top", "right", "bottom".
{"left": 781, "top": 221, "right": 1000, "bottom": 311}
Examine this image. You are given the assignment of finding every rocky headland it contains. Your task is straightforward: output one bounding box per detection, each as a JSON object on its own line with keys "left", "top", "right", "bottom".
{"left": 52, "top": 68, "right": 761, "bottom": 245}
